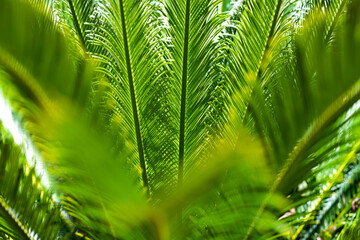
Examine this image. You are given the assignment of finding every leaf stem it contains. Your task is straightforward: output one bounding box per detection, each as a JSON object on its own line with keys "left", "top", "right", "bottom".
{"left": 0, "top": 196, "right": 33, "bottom": 240}
{"left": 67, "top": 0, "right": 86, "bottom": 48}
{"left": 178, "top": 0, "right": 191, "bottom": 189}
{"left": 118, "top": 0, "right": 150, "bottom": 197}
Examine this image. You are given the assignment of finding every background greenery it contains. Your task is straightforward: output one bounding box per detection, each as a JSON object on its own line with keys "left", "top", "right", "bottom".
{"left": 1, "top": 0, "right": 360, "bottom": 239}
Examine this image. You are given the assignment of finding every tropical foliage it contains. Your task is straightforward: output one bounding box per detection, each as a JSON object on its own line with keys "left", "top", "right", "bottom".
{"left": 1, "top": 0, "right": 360, "bottom": 239}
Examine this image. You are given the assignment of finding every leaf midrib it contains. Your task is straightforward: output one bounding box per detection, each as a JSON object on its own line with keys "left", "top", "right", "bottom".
{"left": 0, "top": 196, "right": 33, "bottom": 240}
{"left": 67, "top": 0, "right": 86, "bottom": 48}
{"left": 178, "top": 0, "right": 191, "bottom": 189}
{"left": 118, "top": 0, "right": 150, "bottom": 197}
{"left": 241, "top": 0, "right": 284, "bottom": 123}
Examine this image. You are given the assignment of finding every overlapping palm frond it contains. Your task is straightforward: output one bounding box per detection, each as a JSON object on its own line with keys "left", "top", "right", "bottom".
{"left": 220, "top": 0, "right": 298, "bottom": 171}
{"left": 0, "top": 124, "right": 65, "bottom": 240}
{"left": 242, "top": 0, "right": 360, "bottom": 238}
{"left": 43, "top": 113, "right": 152, "bottom": 239}
{"left": 3, "top": 0, "right": 360, "bottom": 239}
{"left": 0, "top": 1, "right": 150, "bottom": 237}
{"left": 0, "top": 2, "right": 287, "bottom": 239}
{"left": 288, "top": 112, "right": 360, "bottom": 239}
{"left": 58, "top": 0, "right": 178, "bottom": 199}
{"left": 295, "top": 154, "right": 360, "bottom": 239}
{"left": 0, "top": 0, "right": 92, "bottom": 129}
{"left": 172, "top": 127, "right": 289, "bottom": 239}
{"left": 276, "top": 0, "right": 360, "bottom": 198}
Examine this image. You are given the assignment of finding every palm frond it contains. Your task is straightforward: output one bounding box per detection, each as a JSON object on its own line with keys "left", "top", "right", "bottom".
{"left": 0, "top": 0, "right": 92, "bottom": 110}
{"left": 221, "top": 0, "right": 297, "bottom": 171}
{"left": 65, "top": 0, "right": 179, "bottom": 199}
{"left": 230, "top": 0, "right": 360, "bottom": 238}
{"left": 44, "top": 114, "right": 151, "bottom": 239}
{"left": 0, "top": 124, "right": 65, "bottom": 240}
{"left": 298, "top": 157, "right": 360, "bottom": 239}
{"left": 171, "top": 128, "right": 289, "bottom": 239}
{"left": 292, "top": 132, "right": 360, "bottom": 238}
{"left": 225, "top": 0, "right": 295, "bottom": 119}
{"left": 164, "top": 0, "right": 228, "bottom": 188}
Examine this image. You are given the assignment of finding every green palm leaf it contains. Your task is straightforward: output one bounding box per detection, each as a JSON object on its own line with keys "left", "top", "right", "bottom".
{"left": 0, "top": 124, "right": 65, "bottom": 240}
{"left": 63, "top": 0, "right": 178, "bottom": 199}
{"left": 3, "top": 0, "right": 360, "bottom": 239}
{"left": 244, "top": 1, "right": 360, "bottom": 237}
{"left": 226, "top": 0, "right": 295, "bottom": 120}
{"left": 164, "top": 0, "right": 228, "bottom": 187}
